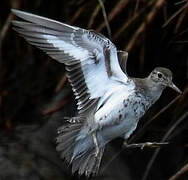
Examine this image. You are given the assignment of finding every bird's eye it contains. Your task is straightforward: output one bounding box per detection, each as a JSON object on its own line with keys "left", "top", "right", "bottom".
{"left": 157, "top": 72, "right": 163, "bottom": 79}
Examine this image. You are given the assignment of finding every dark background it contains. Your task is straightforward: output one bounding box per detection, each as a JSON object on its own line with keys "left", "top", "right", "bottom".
{"left": 0, "top": 0, "right": 188, "bottom": 180}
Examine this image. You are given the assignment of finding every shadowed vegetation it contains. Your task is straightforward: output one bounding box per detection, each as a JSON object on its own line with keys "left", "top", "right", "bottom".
{"left": 0, "top": 0, "right": 187, "bottom": 180}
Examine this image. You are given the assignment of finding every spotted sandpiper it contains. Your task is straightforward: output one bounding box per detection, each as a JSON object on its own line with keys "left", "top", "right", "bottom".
{"left": 11, "top": 9, "right": 182, "bottom": 177}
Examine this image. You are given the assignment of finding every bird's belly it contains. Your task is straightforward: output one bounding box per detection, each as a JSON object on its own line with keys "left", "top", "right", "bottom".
{"left": 98, "top": 92, "right": 151, "bottom": 142}
{"left": 94, "top": 88, "right": 133, "bottom": 125}
{"left": 100, "top": 114, "right": 138, "bottom": 142}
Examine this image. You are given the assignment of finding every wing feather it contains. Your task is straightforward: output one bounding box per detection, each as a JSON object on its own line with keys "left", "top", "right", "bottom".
{"left": 12, "top": 9, "right": 129, "bottom": 113}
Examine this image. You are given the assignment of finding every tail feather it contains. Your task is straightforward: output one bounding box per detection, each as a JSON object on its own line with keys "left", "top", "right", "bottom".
{"left": 57, "top": 128, "right": 80, "bottom": 147}
{"left": 78, "top": 152, "right": 91, "bottom": 175}
{"left": 56, "top": 121, "right": 82, "bottom": 162}
{"left": 91, "top": 147, "right": 104, "bottom": 175}
{"left": 72, "top": 147, "right": 104, "bottom": 177}
{"left": 56, "top": 117, "right": 105, "bottom": 177}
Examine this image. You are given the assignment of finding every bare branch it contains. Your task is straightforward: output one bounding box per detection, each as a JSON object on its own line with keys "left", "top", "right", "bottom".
{"left": 97, "top": 0, "right": 129, "bottom": 32}
{"left": 98, "top": 0, "right": 111, "bottom": 39}
{"left": 112, "top": 0, "right": 154, "bottom": 41}
{"left": 142, "top": 111, "right": 188, "bottom": 180}
{"left": 162, "top": 2, "right": 188, "bottom": 27}
{"left": 169, "top": 163, "right": 188, "bottom": 180}
{"left": 88, "top": 3, "right": 101, "bottom": 28}
{"left": 125, "top": 0, "right": 165, "bottom": 51}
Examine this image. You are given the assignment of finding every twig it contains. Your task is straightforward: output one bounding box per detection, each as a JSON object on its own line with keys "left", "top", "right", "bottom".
{"left": 0, "top": 0, "right": 21, "bottom": 86}
{"left": 162, "top": 2, "right": 168, "bottom": 22}
{"left": 43, "top": 87, "right": 71, "bottom": 115}
{"left": 112, "top": 0, "right": 154, "bottom": 41}
{"left": 175, "top": 28, "right": 188, "bottom": 36}
{"left": 142, "top": 111, "right": 188, "bottom": 180}
{"left": 125, "top": 0, "right": 165, "bottom": 51}
{"left": 162, "top": 2, "right": 188, "bottom": 27}
{"left": 0, "top": 13, "right": 14, "bottom": 85}
{"left": 174, "top": 8, "right": 187, "bottom": 33}
{"left": 134, "top": 0, "right": 140, "bottom": 15}
{"left": 55, "top": 74, "right": 67, "bottom": 93}
{"left": 101, "top": 140, "right": 169, "bottom": 173}
{"left": 169, "top": 163, "right": 188, "bottom": 180}
{"left": 173, "top": 41, "right": 188, "bottom": 43}
{"left": 124, "top": 141, "right": 169, "bottom": 149}
{"left": 168, "top": 119, "right": 188, "bottom": 140}
{"left": 169, "top": 28, "right": 188, "bottom": 44}
{"left": 96, "top": 0, "right": 129, "bottom": 32}
{"left": 0, "top": 14, "right": 13, "bottom": 48}
{"left": 43, "top": 98, "right": 68, "bottom": 115}
{"left": 70, "top": 4, "right": 86, "bottom": 24}
{"left": 98, "top": 0, "right": 111, "bottom": 39}
{"left": 88, "top": 3, "right": 101, "bottom": 28}
{"left": 174, "top": 0, "right": 187, "bottom": 6}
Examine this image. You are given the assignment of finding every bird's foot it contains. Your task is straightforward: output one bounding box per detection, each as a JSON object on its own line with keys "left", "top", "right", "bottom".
{"left": 92, "top": 132, "right": 99, "bottom": 157}
{"left": 123, "top": 141, "right": 169, "bottom": 150}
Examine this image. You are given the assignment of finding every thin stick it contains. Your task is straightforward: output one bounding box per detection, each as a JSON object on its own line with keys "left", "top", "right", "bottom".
{"left": 98, "top": 0, "right": 111, "bottom": 39}
{"left": 55, "top": 74, "right": 67, "bottom": 93}
{"left": 174, "top": 0, "right": 187, "bottom": 6}
{"left": 125, "top": 0, "right": 165, "bottom": 51}
{"left": 142, "top": 111, "right": 188, "bottom": 180}
{"left": 174, "top": 8, "right": 187, "bottom": 33}
{"left": 174, "top": 41, "right": 188, "bottom": 43}
{"left": 162, "top": 2, "right": 188, "bottom": 27}
{"left": 112, "top": 0, "right": 154, "bottom": 41}
{"left": 97, "top": 0, "right": 129, "bottom": 32}
{"left": 70, "top": 4, "right": 86, "bottom": 24}
{"left": 88, "top": 3, "right": 101, "bottom": 28}
{"left": 0, "top": 0, "right": 21, "bottom": 86}
{"left": 0, "top": 13, "right": 14, "bottom": 85}
{"left": 169, "top": 163, "right": 188, "bottom": 180}
{"left": 134, "top": 0, "right": 140, "bottom": 15}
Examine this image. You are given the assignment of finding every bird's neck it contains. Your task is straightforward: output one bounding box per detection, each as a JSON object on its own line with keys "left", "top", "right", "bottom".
{"left": 133, "top": 78, "right": 165, "bottom": 104}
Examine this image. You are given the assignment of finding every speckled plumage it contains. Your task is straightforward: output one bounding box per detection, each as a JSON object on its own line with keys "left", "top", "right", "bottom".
{"left": 11, "top": 9, "right": 181, "bottom": 177}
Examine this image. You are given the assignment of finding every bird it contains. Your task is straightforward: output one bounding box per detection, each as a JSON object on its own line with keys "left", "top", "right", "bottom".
{"left": 11, "top": 9, "right": 182, "bottom": 177}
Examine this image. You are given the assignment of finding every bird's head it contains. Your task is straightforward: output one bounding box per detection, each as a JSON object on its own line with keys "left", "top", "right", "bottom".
{"left": 149, "top": 67, "right": 182, "bottom": 94}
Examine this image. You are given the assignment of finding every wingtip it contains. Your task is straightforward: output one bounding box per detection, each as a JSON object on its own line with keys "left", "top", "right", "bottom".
{"left": 11, "top": 9, "right": 30, "bottom": 18}
{"left": 11, "top": 8, "right": 21, "bottom": 15}
{"left": 11, "top": 8, "right": 16, "bottom": 13}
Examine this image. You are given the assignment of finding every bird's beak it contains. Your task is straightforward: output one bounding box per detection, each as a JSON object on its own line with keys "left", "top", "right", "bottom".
{"left": 168, "top": 82, "right": 182, "bottom": 94}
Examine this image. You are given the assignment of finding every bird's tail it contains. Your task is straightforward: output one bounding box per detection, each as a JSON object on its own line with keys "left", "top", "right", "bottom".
{"left": 56, "top": 117, "right": 104, "bottom": 177}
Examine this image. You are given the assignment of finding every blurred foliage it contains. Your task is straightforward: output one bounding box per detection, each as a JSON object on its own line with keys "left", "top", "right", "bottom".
{"left": 0, "top": 0, "right": 188, "bottom": 180}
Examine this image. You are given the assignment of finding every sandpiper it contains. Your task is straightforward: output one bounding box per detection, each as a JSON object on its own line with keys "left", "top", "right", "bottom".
{"left": 11, "top": 9, "right": 182, "bottom": 177}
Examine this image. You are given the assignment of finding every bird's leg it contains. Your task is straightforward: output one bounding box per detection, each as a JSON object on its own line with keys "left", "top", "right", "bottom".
{"left": 123, "top": 141, "right": 169, "bottom": 150}
{"left": 92, "top": 131, "right": 99, "bottom": 157}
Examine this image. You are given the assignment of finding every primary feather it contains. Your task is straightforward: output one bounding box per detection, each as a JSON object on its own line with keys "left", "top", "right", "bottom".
{"left": 12, "top": 9, "right": 129, "bottom": 114}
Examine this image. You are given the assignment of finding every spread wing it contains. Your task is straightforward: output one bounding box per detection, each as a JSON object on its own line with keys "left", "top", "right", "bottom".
{"left": 11, "top": 9, "right": 129, "bottom": 113}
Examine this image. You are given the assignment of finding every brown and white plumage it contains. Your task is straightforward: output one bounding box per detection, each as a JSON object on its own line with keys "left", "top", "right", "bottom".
{"left": 11, "top": 9, "right": 181, "bottom": 177}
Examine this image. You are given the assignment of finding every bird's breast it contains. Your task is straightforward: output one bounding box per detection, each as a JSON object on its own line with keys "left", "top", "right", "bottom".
{"left": 94, "top": 85, "right": 133, "bottom": 124}
{"left": 97, "top": 91, "right": 152, "bottom": 141}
